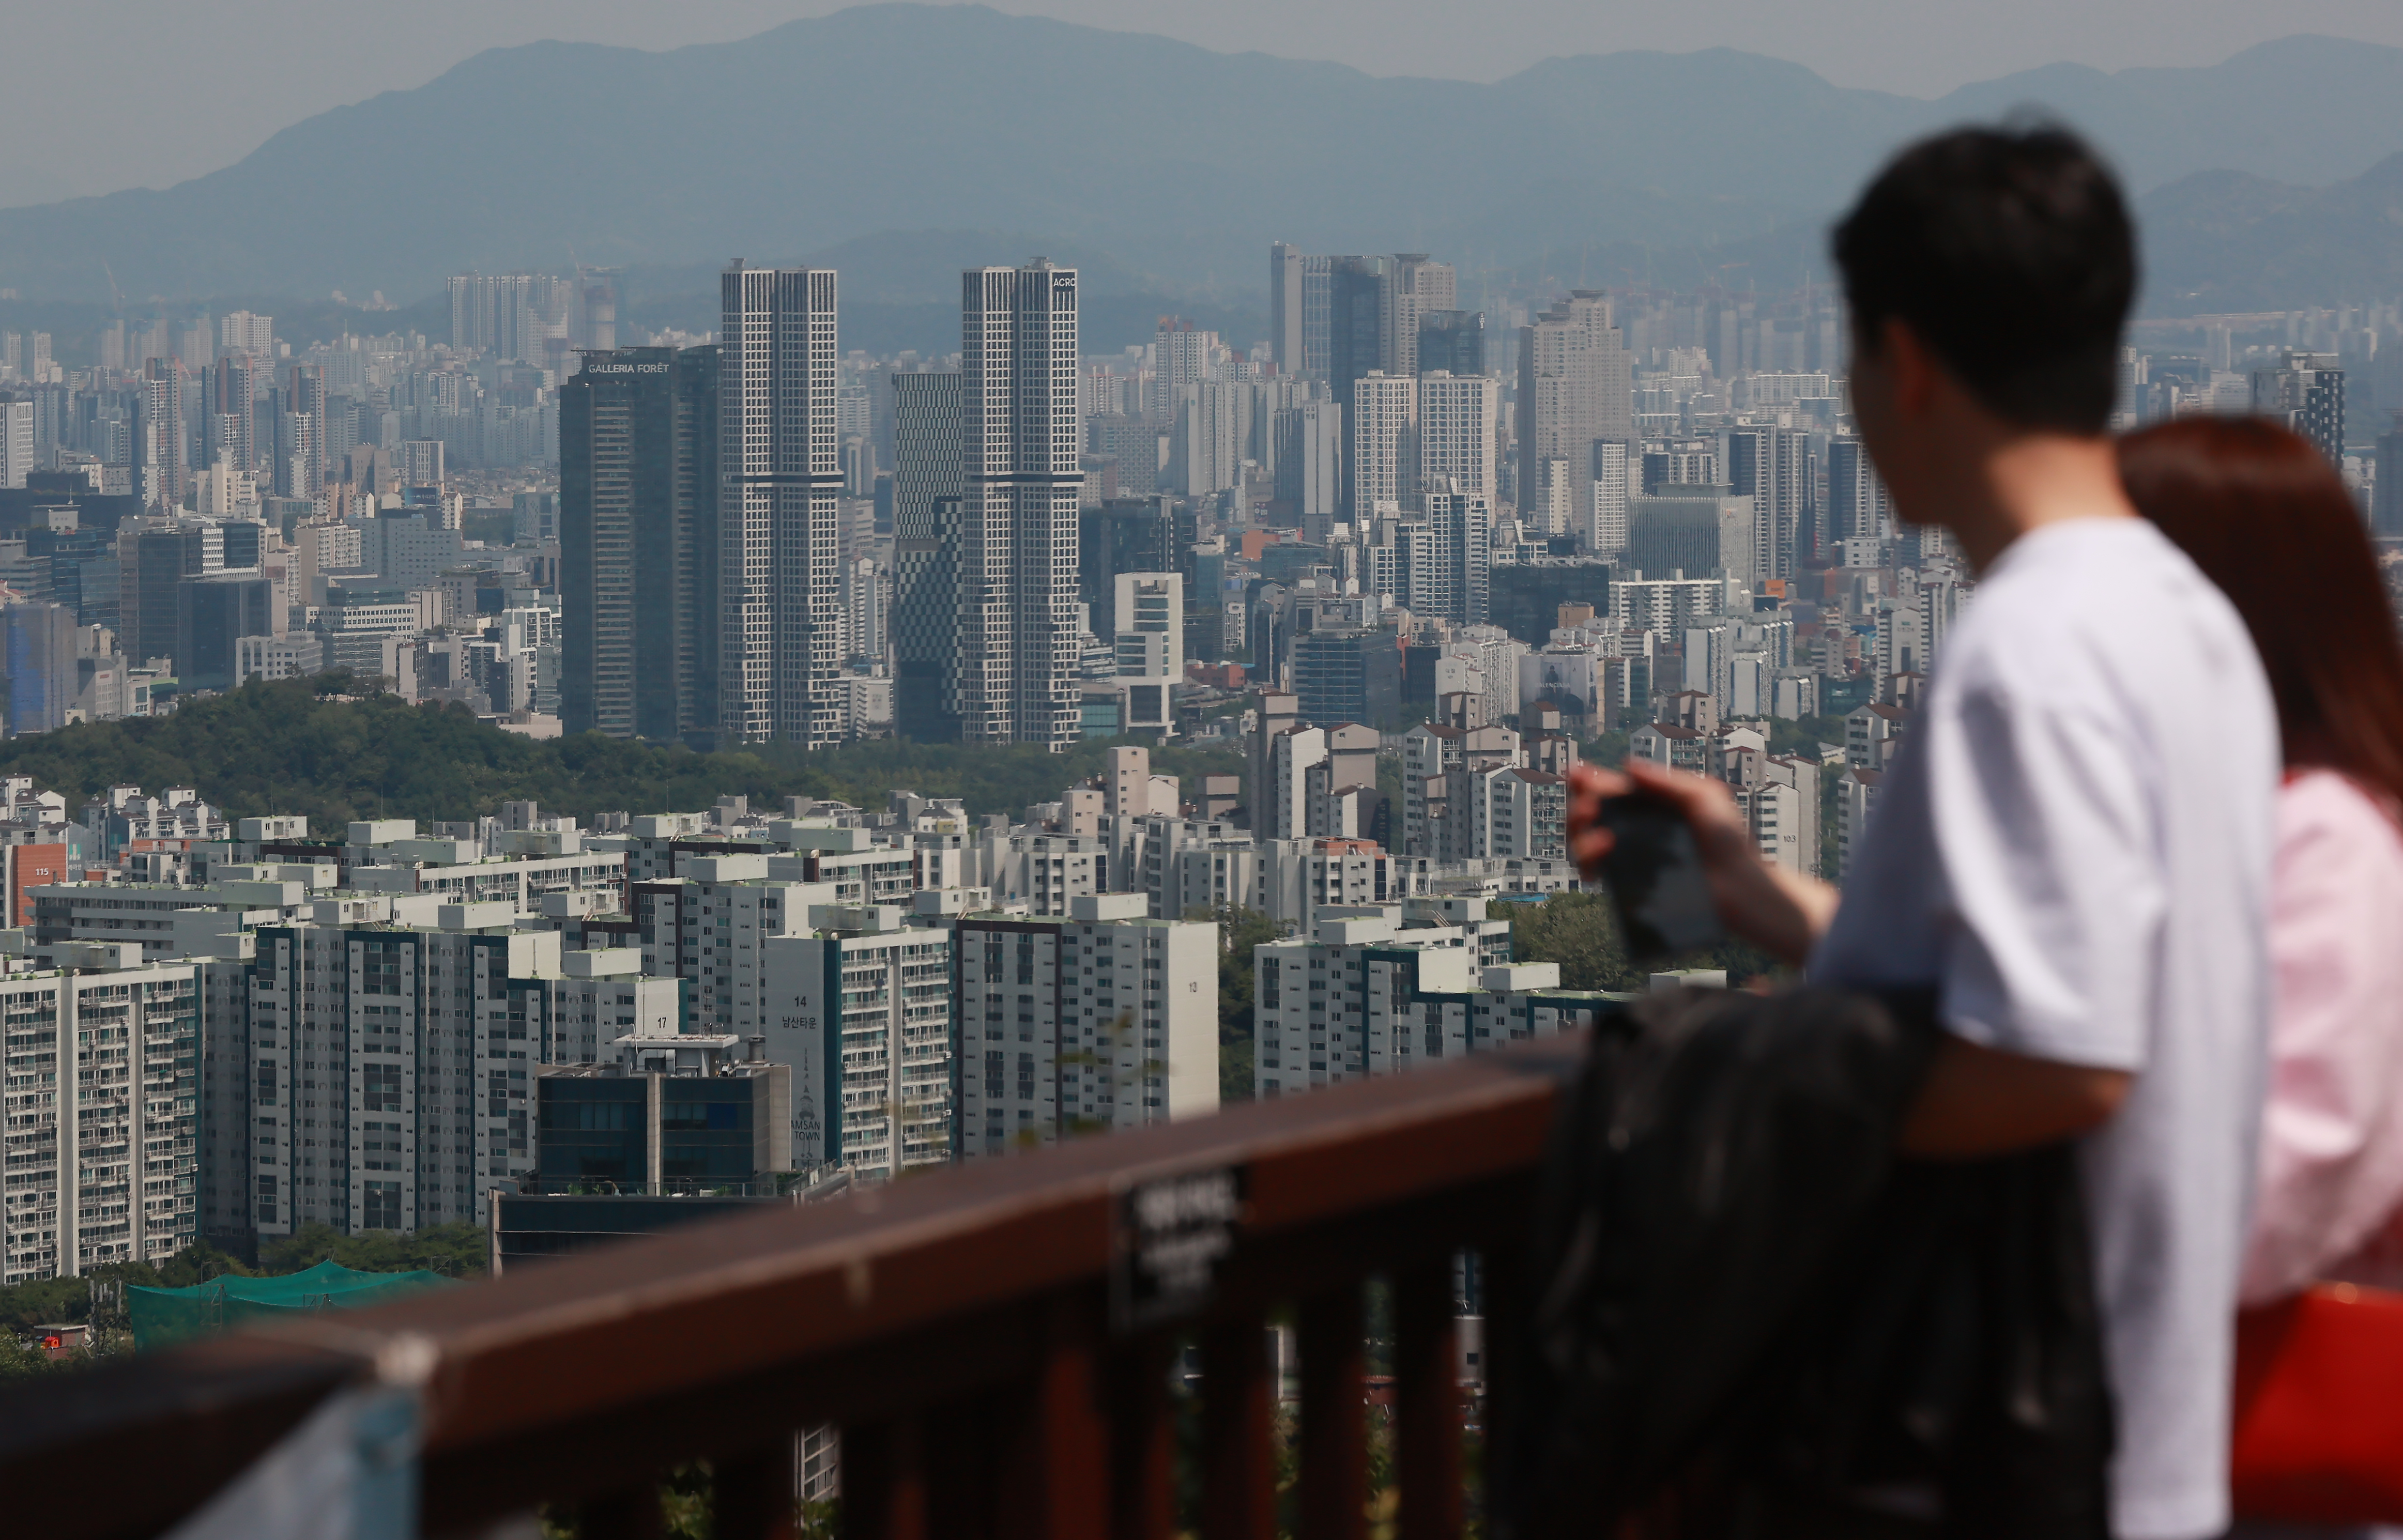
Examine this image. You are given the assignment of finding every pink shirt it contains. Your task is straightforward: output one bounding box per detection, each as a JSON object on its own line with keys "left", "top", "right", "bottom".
{"left": 2239, "top": 768, "right": 2403, "bottom": 1304}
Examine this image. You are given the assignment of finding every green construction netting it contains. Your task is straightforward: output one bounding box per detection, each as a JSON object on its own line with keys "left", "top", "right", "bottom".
{"left": 129, "top": 1259, "right": 454, "bottom": 1352}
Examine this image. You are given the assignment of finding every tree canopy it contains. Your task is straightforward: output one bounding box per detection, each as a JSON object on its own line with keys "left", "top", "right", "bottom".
{"left": 0, "top": 674, "right": 1244, "bottom": 827}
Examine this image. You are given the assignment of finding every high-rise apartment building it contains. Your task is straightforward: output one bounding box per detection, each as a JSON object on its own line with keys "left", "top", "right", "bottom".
{"left": 1155, "top": 318, "right": 1217, "bottom": 395}
{"left": 218, "top": 312, "right": 273, "bottom": 357}
{"left": 1270, "top": 242, "right": 1307, "bottom": 374}
{"left": 1727, "top": 425, "right": 1812, "bottom": 578}
{"left": 950, "top": 898, "right": 1218, "bottom": 1158}
{"left": 719, "top": 265, "right": 843, "bottom": 748}
{"left": 138, "top": 360, "right": 185, "bottom": 510}
{"left": 2252, "top": 351, "right": 2346, "bottom": 467}
{"left": 450, "top": 273, "right": 572, "bottom": 364}
{"left": 1826, "top": 436, "right": 1893, "bottom": 545}
{"left": 284, "top": 364, "right": 327, "bottom": 497}
{"left": 1416, "top": 371, "right": 1496, "bottom": 506}
{"left": 1276, "top": 401, "right": 1343, "bottom": 543}
{"left": 1350, "top": 372, "right": 1416, "bottom": 521}
{"left": 1383, "top": 256, "right": 1456, "bottom": 376}
{"left": 957, "top": 262, "right": 1081, "bottom": 749}
{"left": 0, "top": 392, "right": 31, "bottom": 490}
{"left": 1518, "top": 292, "right": 1632, "bottom": 530}
{"left": 1418, "top": 488, "right": 1492, "bottom": 626}
{"left": 560, "top": 347, "right": 720, "bottom": 742}
{"left": 239, "top": 923, "right": 624, "bottom": 1240}
{"left": 763, "top": 907, "right": 956, "bottom": 1178}
{"left": 891, "top": 371, "right": 966, "bottom": 744}
{"left": 1589, "top": 441, "right": 1631, "bottom": 555}
{"left": 2, "top": 947, "right": 202, "bottom": 1285}
{"left": 207, "top": 353, "right": 263, "bottom": 474}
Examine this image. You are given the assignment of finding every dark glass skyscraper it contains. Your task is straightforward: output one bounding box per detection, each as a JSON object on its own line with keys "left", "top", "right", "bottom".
{"left": 560, "top": 347, "right": 719, "bottom": 741}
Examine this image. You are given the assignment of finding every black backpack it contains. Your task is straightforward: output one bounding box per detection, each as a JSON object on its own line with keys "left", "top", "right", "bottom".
{"left": 1500, "top": 984, "right": 2113, "bottom": 1540}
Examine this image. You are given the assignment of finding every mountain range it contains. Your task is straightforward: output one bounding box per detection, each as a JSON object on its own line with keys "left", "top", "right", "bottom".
{"left": 1, "top": 5, "right": 2401, "bottom": 319}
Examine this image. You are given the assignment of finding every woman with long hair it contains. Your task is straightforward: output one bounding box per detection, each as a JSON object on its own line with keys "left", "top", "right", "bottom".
{"left": 2119, "top": 415, "right": 2403, "bottom": 1301}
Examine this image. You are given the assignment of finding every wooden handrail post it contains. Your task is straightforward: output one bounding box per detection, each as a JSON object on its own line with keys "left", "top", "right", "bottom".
{"left": 1200, "top": 1312, "right": 1277, "bottom": 1540}
{"left": 842, "top": 1416, "right": 927, "bottom": 1540}
{"left": 998, "top": 1291, "right": 1111, "bottom": 1540}
{"left": 1479, "top": 1244, "right": 1525, "bottom": 1534}
{"left": 1109, "top": 1332, "right": 1178, "bottom": 1540}
{"left": 578, "top": 1481, "right": 664, "bottom": 1540}
{"left": 715, "top": 1438, "right": 798, "bottom": 1540}
{"left": 1298, "top": 1285, "right": 1369, "bottom": 1540}
{"left": 1396, "top": 1261, "right": 1464, "bottom": 1540}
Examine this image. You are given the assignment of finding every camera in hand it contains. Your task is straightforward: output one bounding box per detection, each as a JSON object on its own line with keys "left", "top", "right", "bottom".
{"left": 1590, "top": 791, "right": 1726, "bottom": 963}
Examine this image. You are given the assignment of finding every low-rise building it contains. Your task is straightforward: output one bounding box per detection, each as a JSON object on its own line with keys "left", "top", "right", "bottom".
{"left": 1250, "top": 907, "right": 1611, "bottom": 1099}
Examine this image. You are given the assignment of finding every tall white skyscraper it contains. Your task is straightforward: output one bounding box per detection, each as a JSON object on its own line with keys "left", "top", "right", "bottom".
{"left": 1727, "top": 424, "right": 1811, "bottom": 578}
{"left": 1270, "top": 243, "right": 1307, "bottom": 374}
{"left": 720, "top": 265, "right": 844, "bottom": 747}
{"left": 0, "top": 394, "right": 33, "bottom": 490}
{"left": 1590, "top": 441, "right": 1631, "bottom": 555}
{"left": 1518, "top": 291, "right": 1632, "bottom": 526}
{"left": 958, "top": 262, "right": 1081, "bottom": 749}
{"left": 1350, "top": 372, "right": 1416, "bottom": 521}
{"left": 1416, "top": 371, "right": 1495, "bottom": 506}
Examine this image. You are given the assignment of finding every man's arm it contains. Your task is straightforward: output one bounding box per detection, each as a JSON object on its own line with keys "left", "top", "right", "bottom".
{"left": 1566, "top": 758, "right": 1839, "bottom": 966}
{"left": 1899, "top": 1036, "right": 2132, "bottom": 1157}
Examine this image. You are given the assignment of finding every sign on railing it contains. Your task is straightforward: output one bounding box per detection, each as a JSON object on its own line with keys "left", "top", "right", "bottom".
{"left": 1111, "top": 1164, "right": 1248, "bottom": 1331}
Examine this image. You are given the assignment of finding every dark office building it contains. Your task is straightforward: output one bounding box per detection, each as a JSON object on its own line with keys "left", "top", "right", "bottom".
{"left": 891, "top": 372, "right": 965, "bottom": 743}
{"left": 1489, "top": 561, "right": 1615, "bottom": 647}
{"left": 1327, "top": 257, "right": 1390, "bottom": 511}
{"left": 1417, "top": 311, "right": 1487, "bottom": 377}
{"left": 1292, "top": 626, "right": 1402, "bottom": 730}
{"left": 120, "top": 520, "right": 215, "bottom": 666}
{"left": 175, "top": 572, "right": 277, "bottom": 688}
{"left": 1078, "top": 496, "right": 1185, "bottom": 638}
{"left": 536, "top": 1060, "right": 790, "bottom": 1190}
{"left": 559, "top": 346, "right": 717, "bottom": 742}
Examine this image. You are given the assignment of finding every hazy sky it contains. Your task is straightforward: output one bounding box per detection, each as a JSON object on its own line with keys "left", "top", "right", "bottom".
{"left": 8, "top": 0, "right": 2403, "bottom": 206}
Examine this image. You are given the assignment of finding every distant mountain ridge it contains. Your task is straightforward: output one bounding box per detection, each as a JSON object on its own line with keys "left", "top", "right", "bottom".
{"left": 0, "top": 7, "right": 2400, "bottom": 309}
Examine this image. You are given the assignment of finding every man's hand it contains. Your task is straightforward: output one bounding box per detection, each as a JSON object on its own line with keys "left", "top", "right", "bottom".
{"left": 1567, "top": 758, "right": 1840, "bottom": 967}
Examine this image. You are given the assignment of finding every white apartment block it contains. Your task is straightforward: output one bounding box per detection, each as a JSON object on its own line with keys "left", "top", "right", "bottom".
{"left": 1252, "top": 911, "right": 1614, "bottom": 1099}
{"left": 1253, "top": 839, "right": 1419, "bottom": 929}
{"left": 988, "top": 831, "right": 1115, "bottom": 915}
{"left": 762, "top": 907, "right": 954, "bottom": 1180}
{"left": 239, "top": 921, "right": 575, "bottom": 1241}
{"left": 1416, "top": 372, "right": 1496, "bottom": 506}
{"left": 2, "top": 947, "right": 201, "bottom": 1284}
{"left": 1350, "top": 372, "right": 1416, "bottom": 521}
{"left": 951, "top": 898, "right": 1217, "bottom": 1159}
{"left": 1135, "top": 816, "right": 1255, "bottom": 919}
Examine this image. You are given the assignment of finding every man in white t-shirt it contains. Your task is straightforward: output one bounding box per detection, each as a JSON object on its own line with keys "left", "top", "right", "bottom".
{"left": 1569, "top": 128, "right": 2277, "bottom": 1539}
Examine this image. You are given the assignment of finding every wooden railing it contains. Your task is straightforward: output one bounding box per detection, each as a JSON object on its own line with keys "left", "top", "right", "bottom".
{"left": 0, "top": 1032, "right": 1588, "bottom": 1540}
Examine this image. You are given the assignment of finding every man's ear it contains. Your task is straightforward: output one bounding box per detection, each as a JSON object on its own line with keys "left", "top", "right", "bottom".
{"left": 1881, "top": 317, "right": 1940, "bottom": 415}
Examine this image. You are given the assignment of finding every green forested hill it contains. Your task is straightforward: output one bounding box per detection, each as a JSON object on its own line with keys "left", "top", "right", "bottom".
{"left": 0, "top": 675, "right": 1245, "bottom": 827}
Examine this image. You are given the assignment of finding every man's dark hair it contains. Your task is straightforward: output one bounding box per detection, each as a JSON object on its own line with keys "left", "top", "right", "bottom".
{"left": 1833, "top": 125, "right": 2135, "bottom": 434}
